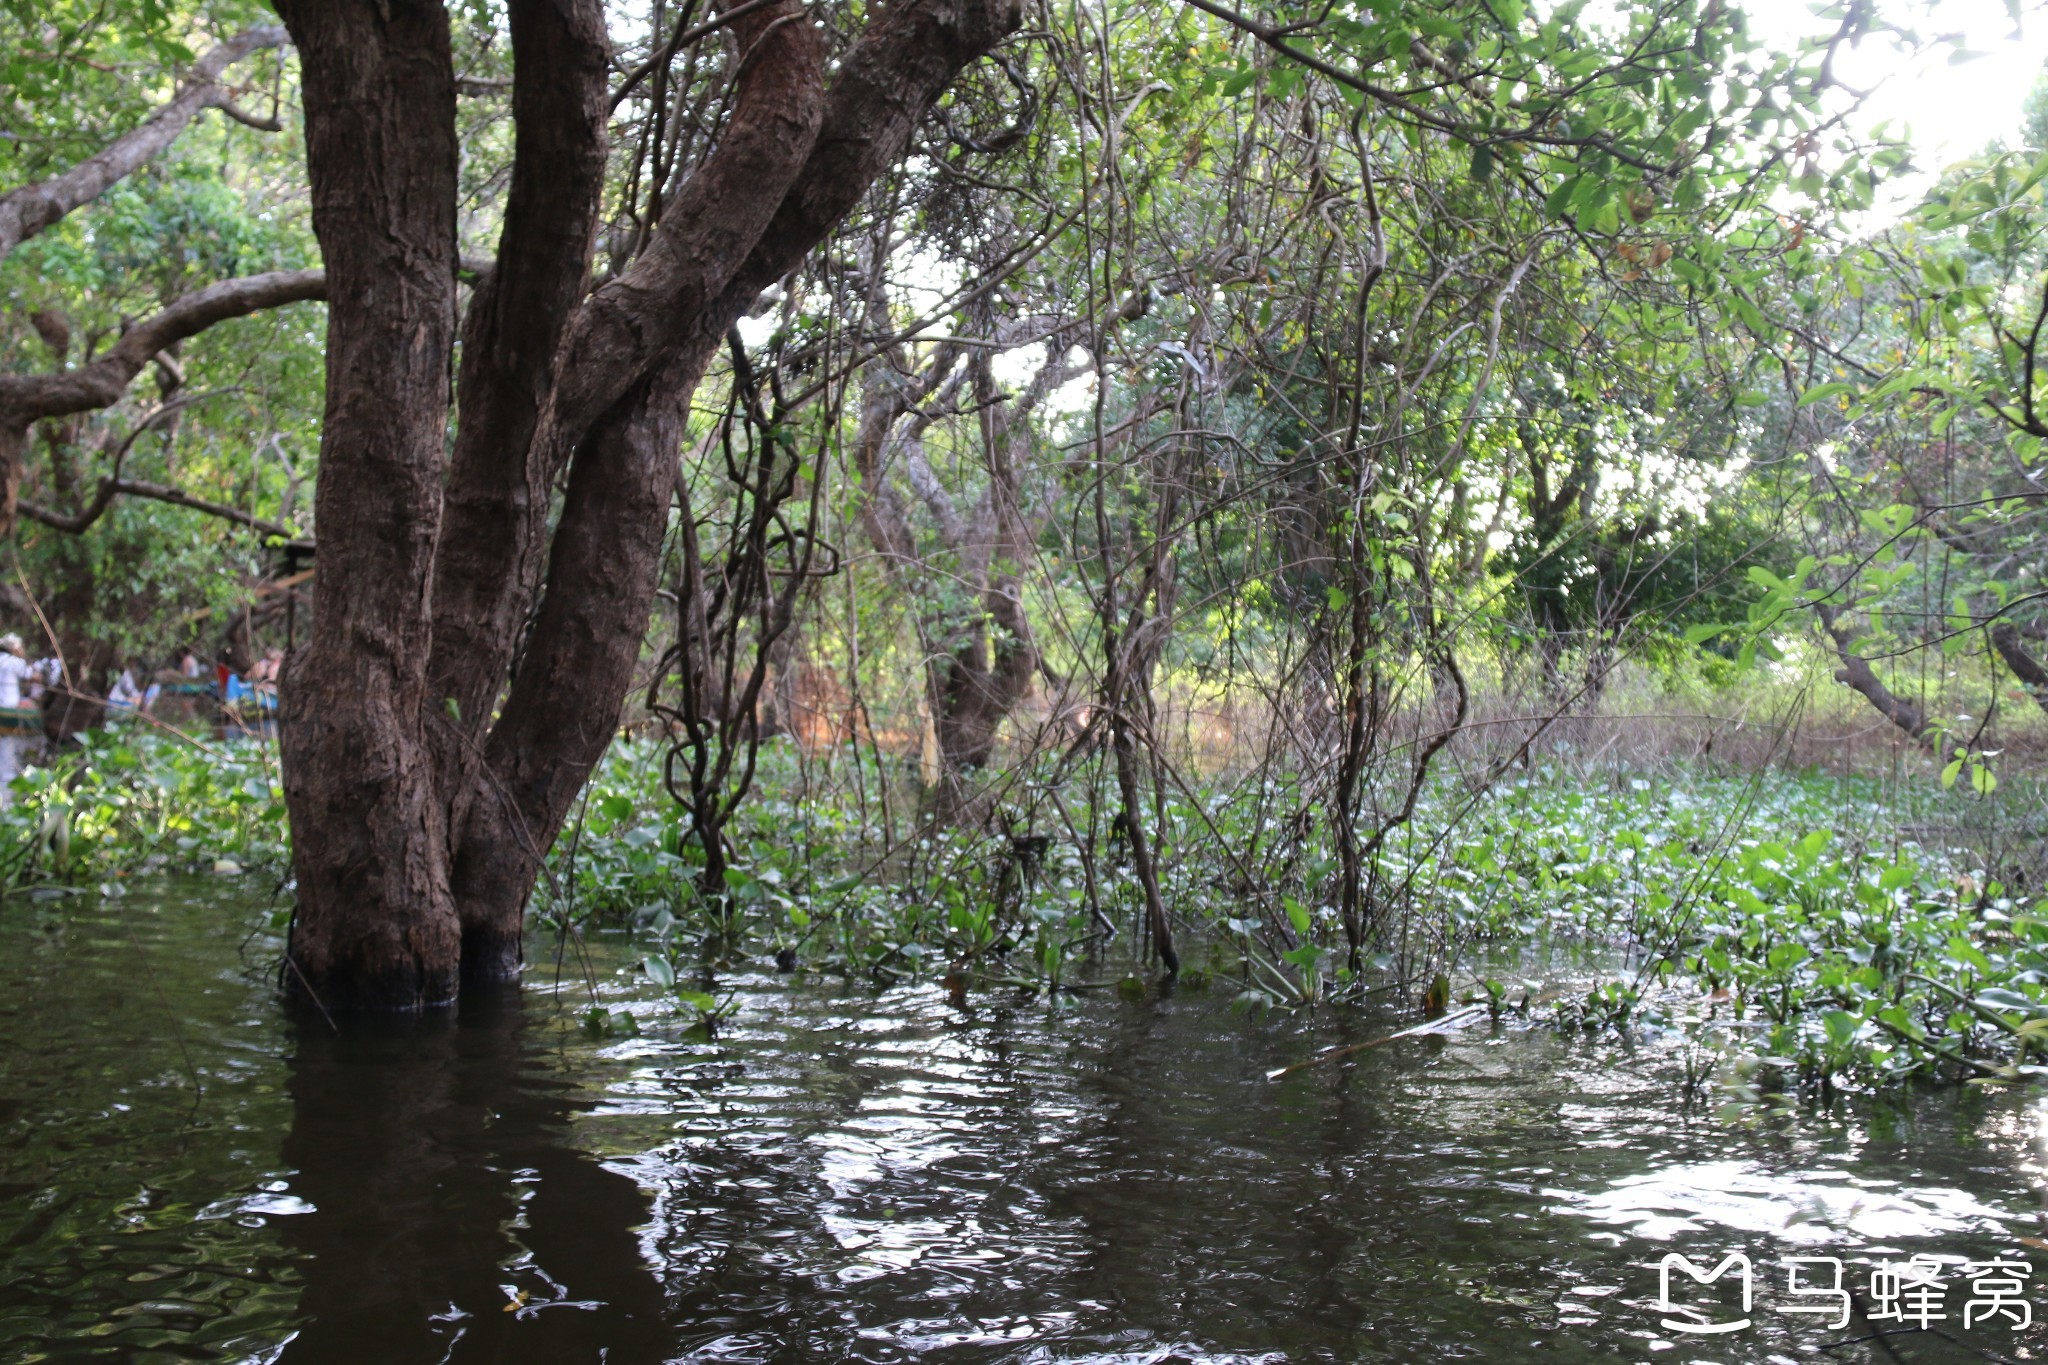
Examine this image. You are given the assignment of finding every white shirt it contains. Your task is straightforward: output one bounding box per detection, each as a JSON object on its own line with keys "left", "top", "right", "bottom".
{"left": 0, "top": 655, "right": 32, "bottom": 709}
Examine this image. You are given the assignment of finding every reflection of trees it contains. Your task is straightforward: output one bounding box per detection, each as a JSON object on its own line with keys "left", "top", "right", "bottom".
{"left": 276, "top": 990, "right": 667, "bottom": 1364}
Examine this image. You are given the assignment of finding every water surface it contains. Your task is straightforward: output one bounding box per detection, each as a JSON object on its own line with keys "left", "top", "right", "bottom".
{"left": 2, "top": 882, "right": 2044, "bottom": 1362}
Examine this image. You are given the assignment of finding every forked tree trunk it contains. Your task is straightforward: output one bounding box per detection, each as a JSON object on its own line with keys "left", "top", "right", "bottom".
{"left": 275, "top": 0, "right": 1021, "bottom": 1010}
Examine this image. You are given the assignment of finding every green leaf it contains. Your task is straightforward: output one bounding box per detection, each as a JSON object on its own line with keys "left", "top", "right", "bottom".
{"left": 1544, "top": 174, "right": 1583, "bottom": 220}
{"left": 1797, "top": 381, "right": 1854, "bottom": 407}
{"left": 643, "top": 954, "right": 675, "bottom": 989}
{"left": 1284, "top": 894, "right": 1312, "bottom": 935}
{"left": 1822, "top": 1008, "right": 1860, "bottom": 1048}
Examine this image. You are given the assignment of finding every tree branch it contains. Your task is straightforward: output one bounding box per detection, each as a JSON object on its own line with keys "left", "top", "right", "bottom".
{"left": 0, "top": 25, "right": 289, "bottom": 266}
{"left": 609, "top": 0, "right": 786, "bottom": 111}
{"left": 0, "top": 269, "right": 326, "bottom": 421}
{"left": 0, "top": 268, "right": 323, "bottom": 531}
{"left": 1818, "top": 606, "right": 1938, "bottom": 751}
{"left": 20, "top": 478, "right": 308, "bottom": 547}
{"left": 543, "top": 0, "right": 829, "bottom": 452}
{"left": 1990, "top": 621, "right": 2048, "bottom": 719}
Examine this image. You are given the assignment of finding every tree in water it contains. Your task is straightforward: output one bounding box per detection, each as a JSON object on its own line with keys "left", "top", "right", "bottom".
{"left": 271, "top": 0, "right": 1021, "bottom": 1010}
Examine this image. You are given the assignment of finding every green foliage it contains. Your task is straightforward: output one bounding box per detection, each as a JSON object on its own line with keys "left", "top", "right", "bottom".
{"left": 5, "top": 718, "right": 2041, "bottom": 1098}
{"left": 0, "top": 729, "right": 286, "bottom": 895}
{"left": 1450, "top": 766, "right": 2048, "bottom": 1090}
{"left": 517, "top": 734, "right": 2048, "bottom": 1092}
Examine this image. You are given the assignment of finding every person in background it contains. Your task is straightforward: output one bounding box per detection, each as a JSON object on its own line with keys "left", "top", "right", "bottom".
{"left": 241, "top": 645, "right": 285, "bottom": 715}
{"left": 220, "top": 642, "right": 261, "bottom": 713}
{"left": 157, "top": 646, "right": 202, "bottom": 688}
{"left": 216, "top": 644, "right": 250, "bottom": 701}
{"left": 25, "top": 656, "right": 58, "bottom": 703}
{"left": 108, "top": 665, "right": 140, "bottom": 710}
{"left": 249, "top": 645, "right": 284, "bottom": 691}
{"left": 108, "top": 659, "right": 161, "bottom": 715}
{"left": 0, "top": 635, "right": 32, "bottom": 711}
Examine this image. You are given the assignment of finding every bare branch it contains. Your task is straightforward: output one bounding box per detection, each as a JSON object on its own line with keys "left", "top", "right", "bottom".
{"left": 1990, "top": 621, "right": 2048, "bottom": 719}
{"left": 21, "top": 477, "right": 308, "bottom": 547}
{"left": 609, "top": 0, "right": 787, "bottom": 111}
{"left": 0, "top": 269, "right": 322, "bottom": 532}
{"left": 214, "top": 99, "right": 284, "bottom": 132}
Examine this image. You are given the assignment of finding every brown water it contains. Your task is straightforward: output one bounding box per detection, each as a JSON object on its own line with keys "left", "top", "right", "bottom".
{"left": 1, "top": 881, "right": 2045, "bottom": 1363}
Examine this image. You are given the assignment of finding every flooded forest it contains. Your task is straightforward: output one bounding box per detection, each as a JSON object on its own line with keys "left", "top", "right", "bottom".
{"left": 10, "top": 0, "right": 2048, "bottom": 1360}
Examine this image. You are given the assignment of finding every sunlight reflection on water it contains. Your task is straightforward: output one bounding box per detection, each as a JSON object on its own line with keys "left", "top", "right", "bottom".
{"left": 1550, "top": 1158, "right": 2017, "bottom": 1244}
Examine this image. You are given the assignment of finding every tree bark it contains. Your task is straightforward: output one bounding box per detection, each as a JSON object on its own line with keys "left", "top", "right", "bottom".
{"left": 449, "top": 360, "right": 697, "bottom": 978}
{"left": 274, "top": 0, "right": 464, "bottom": 1011}
{"left": 424, "top": 0, "right": 614, "bottom": 979}
{"left": 427, "top": 0, "right": 826, "bottom": 762}
{"left": 441, "top": 0, "right": 828, "bottom": 975}
{"left": 426, "top": 0, "right": 611, "bottom": 760}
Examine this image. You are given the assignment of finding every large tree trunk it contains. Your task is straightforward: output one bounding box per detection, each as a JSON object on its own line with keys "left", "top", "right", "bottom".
{"left": 274, "top": 0, "right": 1021, "bottom": 1010}
{"left": 275, "top": 0, "right": 463, "bottom": 1011}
